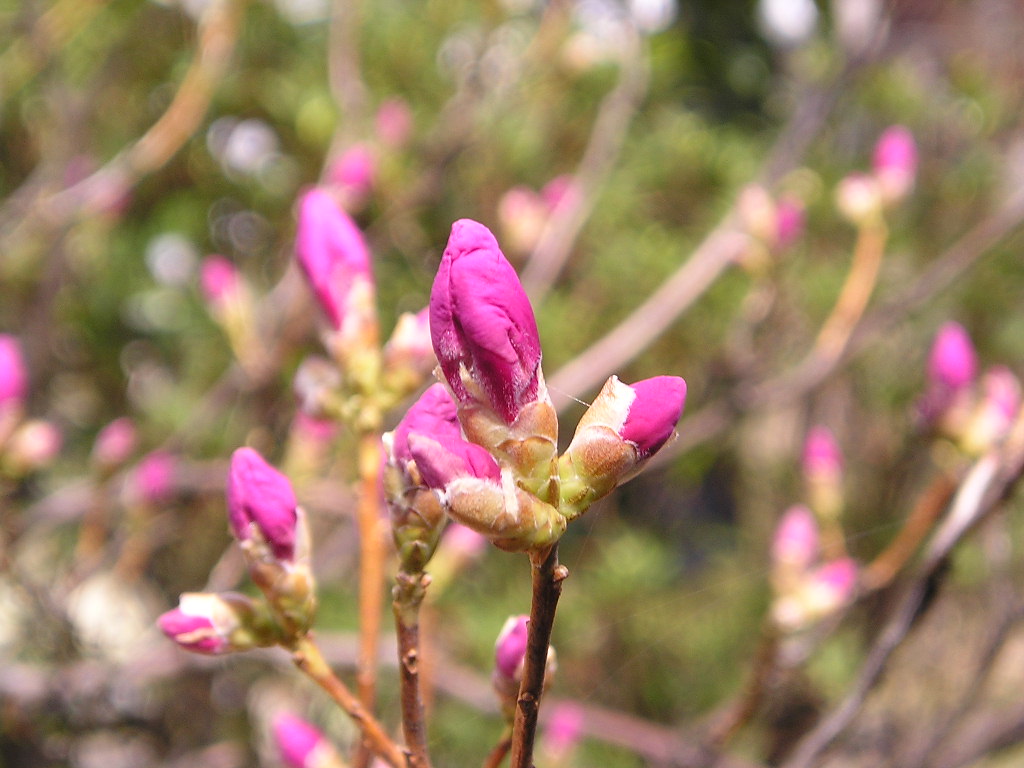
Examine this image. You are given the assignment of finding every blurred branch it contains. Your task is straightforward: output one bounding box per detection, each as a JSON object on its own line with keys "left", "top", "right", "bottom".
{"left": 520, "top": 29, "right": 649, "bottom": 303}
{"left": 324, "top": 0, "right": 369, "bottom": 166}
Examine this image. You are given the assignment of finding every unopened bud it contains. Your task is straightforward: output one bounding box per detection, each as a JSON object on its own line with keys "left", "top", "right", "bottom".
{"left": 131, "top": 450, "right": 176, "bottom": 506}
{"left": 835, "top": 172, "right": 882, "bottom": 225}
{"left": 200, "top": 255, "right": 242, "bottom": 312}
{"left": 962, "top": 366, "right": 1022, "bottom": 455}
{"left": 228, "top": 447, "right": 300, "bottom": 562}
{"left": 771, "top": 504, "right": 818, "bottom": 575}
{"left": 873, "top": 125, "right": 917, "bottom": 205}
{"left": 493, "top": 614, "right": 556, "bottom": 719}
{"left": 4, "top": 419, "right": 61, "bottom": 475}
{"left": 541, "top": 702, "right": 585, "bottom": 762}
{"left": 91, "top": 418, "right": 137, "bottom": 471}
{"left": 921, "top": 322, "right": 977, "bottom": 431}
{"left": 0, "top": 335, "right": 27, "bottom": 410}
{"left": 382, "top": 308, "right": 435, "bottom": 400}
{"left": 375, "top": 98, "right": 413, "bottom": 148}
{"left": 803, "top": 426, "right": 843, "bottom": 521}
{"left": 158, "top": 592, "right": 279, "bottom": 655}
{"left": 272, "top": 713, "right": 344, "bottom": 768}
{"left": 772, "top": 557, "right": 858, "bottom": 632}
{"left": 328, "top": 144, "right": 376, "bottom": 210}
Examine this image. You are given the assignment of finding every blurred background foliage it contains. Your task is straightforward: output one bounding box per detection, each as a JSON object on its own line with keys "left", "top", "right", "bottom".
{"left": 5, "top": 0, "right": 1024, "bottom": 766}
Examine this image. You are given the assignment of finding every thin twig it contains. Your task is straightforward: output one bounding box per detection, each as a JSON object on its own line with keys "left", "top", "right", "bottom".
{"left": 291, "top": 635, "right": 408, "bottom": 768}
{"left": 354, "top": 433, "right": 387, "bottom": 722}
{"left": 509, "top": 545, "right": 567, "bottom": 768}
{"left": 481, "top": 728, "right": 512, "bottom": 768}
{"left": 393, "top": 570, "right": 433, "bottom": 768}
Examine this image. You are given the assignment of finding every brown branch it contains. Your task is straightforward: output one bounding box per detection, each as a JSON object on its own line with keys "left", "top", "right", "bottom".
{"left": 291, "top": 635, "right": 408, "bottom": 768}
{"left": 393, "top": 570, "right": 433, "bottom": 768}
{"left": 509, "top": 545, "right": 567, "bottom": 768}
{"left": 481, "top": 729, "right": 512, "bottom": 768}
{"left": 354, "top": 433, "right": 387, "bottom": 723}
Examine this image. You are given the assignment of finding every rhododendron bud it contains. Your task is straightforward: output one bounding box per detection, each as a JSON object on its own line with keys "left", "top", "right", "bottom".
{"left": 329, "top": 144, "right": 375, "bottom": 210}
{"left": 228, "top": 447, "right": 300, "bottom": 562}
{"left": 0, "top": 335, "right": 27, "bottom": 409}
{"left": 775, "top": 196, "right": 805, "bottom": 251}
{"left": 962, "top": 366, "right": 1022, "bottom": 455}
{"left": 430, "top": 218, "right": 558, "bottom": 491}
{"left": 498, "top": 186, "right": 549, "bottom": 255}
{"left": 91, "top": 418, "right": 137, "bottom": 470}
{"left": 295, "top": 188, "right": 376, "bottom": 355}
{"left": 928, "top": 322, "right": 977, "bottom": 393}
{"left": 5, "top": 420, "right": 61, "bottom": 475}
{"left": 542, "top": 702, "right": 585, "bottom": 761}
{"left": 375, "top": 98, "right": 413, "bottom": 148}
{"left": 772, "top": 558, "right": 858, "bottom": 631}
{"left": 382, "top": 384, "right": 459, "bottom": 570}
{"left": 199, "top": 255, "right": 241, "bottom": 311}
{"left": 803, "top": 425, "right": 844, "bottom": 522}
{"left": 131, "top": 450, "right": 176, "bottom": 506}
{"left": 430, "top": 219, "right": 543, "bottom": 425}
{"left": 493, "top": 614, "right": 556, "bottom": 719}
{"left": 560, "top": 375, "right": 686, "bottom": 518}
{"left": 382, "top": 308, "right": 435, "bottom": 399}
{"left": 273, "top": 713, "right": 343, "bottom": 768}
{"left": 158, "top": 592, "right": 278, "bottom": 655}
{"left": 873, "top": 125, "right": 917, "bottom": 204}
{"left": 771, "top": 505, "right": 819, "bottom": 573}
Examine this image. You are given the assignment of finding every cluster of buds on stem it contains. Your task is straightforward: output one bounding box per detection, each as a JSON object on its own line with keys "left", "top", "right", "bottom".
{"left": 736, "top": 184, "right": 805, "bottom": 271}
{"left": 769, "top": 505, "right": 858, "bottom": 632}
{"left": 920, "top": 322, "right": 1022, "bottom": 456}
{"left": 801, "top": 425, "right": 846, "bottom": 558}
{"left": 836, "top": 125, "right": 918, "bottom": 224}
{"left": 386, "top": 219, "right": 685, "bottom": 554}
{"left": 158, "top": 448, "right": 315, "bottom": 655}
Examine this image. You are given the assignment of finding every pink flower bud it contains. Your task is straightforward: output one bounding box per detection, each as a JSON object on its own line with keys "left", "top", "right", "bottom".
{"left": 541, "top": 175, "right": 578, "bottom": 213}
{"left": 227, "top": 447, "right": 298, "bottom": 561}
{"left": 292, "top": 412, "right": 338, "bottom": 445}
{"left": 807, "top": 557, "right": 858, "bottom": 611}
{"left": 407, "top": 431, "right": 502, "bottom": 489}
{"left": 132, "top": 450, "right": 176, "bottom": 506}
{"left": 273, "top": 713, "right": 337, "bottom": 768}
{"left": 0, "top": 335, "right": 27, "bottom": 408}
{"left": 772, "top": 504, "right": 819, "bottom": 571}
{"left": 390, "top": 384, "right": 461, "bottom": 466}
{"left": 375, "top": 98, "right": 413, "bottom": 148}
{"left": 6, "top": 420, "right": 61, "bottom": 472}
{"left": 91, "top": 418, "right": 137, "bottom": 469}
{"left": 497, "top": 186, "right": 548, "bottom": 255}
{"left": 544, "top": 702, "right": 585, "bottom": 755}
{"left": 494, "top": 614, "right": 530, "bottom": 681}
{"left": 382, "top": 308, "right": 435, "bottom": 391}
{"left": 620, "top": 376, "right": 687, "bottom": 459}
{"left": 873, "top": 125, "right": 917, "bottom": 204}
{"left": 835, "top": 172, "right": 882, "bottom": 223}
{"left": 802, "top": 426, "right": 842, "bottom": 481}
{"left": 430, "top": 219, "right": 543, "bottom": 424}
{"left": 963, "top": 365, "right": 1022, "bottom": 453}
{"left": 328, "top": 144, "right": 375, "bottom": 200}
{"left": 775, "top": 196, "right": 805, "bottom": 250}
{"left": 199, "top": 255, "right": 240, "bottom": 310}
{"left": 928, "top": 322, "right": 977, "bottom": 392}
{"left": 158, "top": 592, "right": 254, "bottom": 655}
{"left": 441, "top": 522, "right": 489, "bottom": 560}
{"left": 295, "top": 188, "right": 374, "bottom": 331}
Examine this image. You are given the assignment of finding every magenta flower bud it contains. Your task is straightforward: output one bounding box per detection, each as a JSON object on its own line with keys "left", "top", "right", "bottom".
{"left": 872, "top": 125, "right": 917, "bottom": 204}
{"left": 962, "top": 365, "right": 1022, "bottom": 454}
{"left": 295, "top": 187, "right": 374, "bottom": 332}
{"left": 620, "top": 376, "right": 687, "bottom": 458}
{"left": 375, "top": 98, "right": 413, "bottom": 148}
{"left": 407, "top": 431, "right": 501, "bottom": 489}
{"left": 273, "top": 713, "right": 339, "bottom": 768}
{"left": 441, "top": 522, "right": 488, "bottom": 560}
{"left": 772, "top": 504, "right": 819, "bottom": 571}
{"left": 5, "top": 420, "right": 61, "bottom": 473}
{"left": 430, "top": 219, "right": 543, "bottom": 424}
{"left": 227, "top": 447, "right": 298, "bottom": 561}
{"left": 494, "top": 614, "right": 530, "bottom": 681}
{"left": 928, "top": 322, "right": 977, "bottom": 392}
{"left": 802, "top": 426, "right": 842, "bottom": 481}
{"left": 544, "top": 702, "right": 585, "bottom": 755}
{"left": 775, "top": 196, "right": 805, "bottom": 250}
{"left": 807, "top": 557, "right": 858, "bottom": 611}
{"left": 0, "top": 335, "right": 27, "bottom": 408}
{"left": 158, "top": 592, "right": 259, "bottom": 655}
{"left": 91, "top": 418, "right": 137, "bottom": 469}
{"left": 541, "top": 175, "right": 578, "bottom": 212}
{"left": 390, "top": 384, "right": 461, "bottom": 466}
{"left": 131, "top": 450, "right": 176, "bottom": 505}
{"left": 199, "top": 255, "right": 241, "bottom": 310}
{"left": 329, "top": 144, "right": 376, "bottom": 202}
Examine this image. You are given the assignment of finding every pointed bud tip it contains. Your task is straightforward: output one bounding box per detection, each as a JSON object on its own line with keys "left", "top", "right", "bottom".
{"left": 621, "top": 376, "right": 687, "bottom": 457}
{"left": 227, "top": 447, "right": 298, "bottom": 561}
{"left": 929, "top": 322, "right": 977, "bottom": 391}
{"left": 273, "top": 713, "right": 327, "bottom": 768}
{"left": 495, "top": 614, "right": 530, "bottom": 680}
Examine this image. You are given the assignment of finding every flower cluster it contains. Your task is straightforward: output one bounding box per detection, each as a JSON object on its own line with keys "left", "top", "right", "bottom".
{"left": 836, "top": 125, "right": 918, "bottom": 224}
{"left": 383, "top": 219, "right": 687, "bottom": 554}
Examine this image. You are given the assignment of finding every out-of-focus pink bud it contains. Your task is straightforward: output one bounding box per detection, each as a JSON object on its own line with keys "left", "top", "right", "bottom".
{"left": 963, "top": 366, "right": 1022, "bottom": 454}
{"left": 498, "top": 186, "right": 548, "bottom": 256}
{"left": 273, "top": 713, "right": 341, "bottom": 768}
{"left": 430, "top": 219, "right": 543, "bottom": 425}
{"left": 771, "top": 505, "right": 819, "bottom": 572}
{"left": 375, "top": 98, "right": 413, "bottom": 148}
{"left": 407, "top": 431, "right": 502, "bottom": 488}
{"left": 775, "top": 196, "right": 805, "bottom": 251}
{"left": 541, "top": 175, "right": 577, "bottom": 213}
{"left": 806, "top": 557, "right": 858, "bottom": 614}
{"left": 0, "top": 335, "right": 27, "bottom": 408}
{"left": 199, "top": 255, "right": 241, "bottom": 311}
{"left": 131, "top": 450, "right": 176, "bottom": 505}
{"left": 293, "top": 356, "right": 343, "bottom": 419}
{"left": 158, "top": 592, "right": 264, "bottom": 655}
{"left": 494, "top": 614, "right": 530, "bottom": 682}
{"left": 543, "top": 701, "right": 585, "bottom": 757}
{"left": 803, "top": 426, "right": 842, "bottom": 481}
{"left": 835, "top": 172, "right": 882, "bottom": 224}
{"left": 227, "top": 447, "right": 298, "bottom": 562}
{"left": 738, "top": 184, "right": 777, "bottom": 245}
{"left": 873, "top": 125, "right": 917, "bottom": 204}
{"left": 91, "top": 418, "right": 137, "bottom": 469}
{"left": 295, "top": 188, "right": 374, "bottom": 332}
{"left": 441, "top": 522, "right": 488, "bottom": 561}
{"left": 328, "top": 144, "right": 376, "bottom": 208}
{"left": 5, "top": 420, "right": 61, "bottom": 474}
{"left": 928, "top": 322, "right": 977, "bottom": 392}
{"left": 382, "top": 308, "right": 436, "bottom": 397}
{"left": 293, "top": 412, "right": 338, "bottom": 445}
